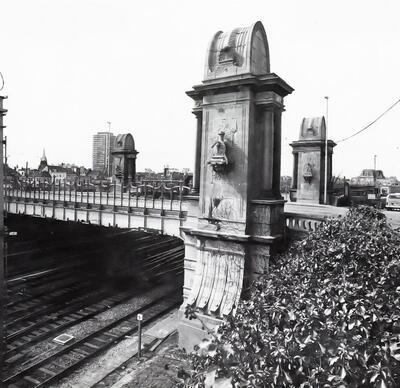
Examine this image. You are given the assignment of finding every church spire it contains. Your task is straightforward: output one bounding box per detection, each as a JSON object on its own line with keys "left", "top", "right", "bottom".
{"left": 39, "top": 148, "right": 48, "bottom": 170}
{"left": 41, "top": 148, "right": 47, "bottom": 162}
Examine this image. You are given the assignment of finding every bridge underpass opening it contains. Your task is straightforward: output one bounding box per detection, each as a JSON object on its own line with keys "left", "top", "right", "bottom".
{"left": 2, "top": 214, "right": 184, "bottom": 384}
{"left": 5, "top": 214, "right": 184, "bottom": 286}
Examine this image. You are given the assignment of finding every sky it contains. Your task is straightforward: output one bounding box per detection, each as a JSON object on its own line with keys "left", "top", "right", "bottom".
{"left": 1, "top": 0, "right": 400, "bottom": 178}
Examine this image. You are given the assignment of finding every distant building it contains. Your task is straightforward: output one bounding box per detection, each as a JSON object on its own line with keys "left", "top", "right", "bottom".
{"left": 348, "top": 169, "right": 400, "bottom": 199}
{"left": 37, "top": 149, "right": 79, "bottom": 184}
{"left": 350, "top": 169, "right": 387, "bottom": 186}
{"left": 4, "top": 165, "right": 20, "bottom": 187}
{"left": 350, "top": 169, "right": 399, "bottom": 186}
{"left": 47, "top": 166, "right": 79, "bottom": 184}
{"left": 92, "top": 132, "right": 115, "bottom": 176}
{"left": 137, "top": 169, "right": 162, "bottom": 182}
{"left": 86, "top": 169, "right": 106, "bottom": 181}
{"left": 17, "top": 167, "right": 27, "bottom": 177}
{"left": 59, "top": 163, "right": 88, "bottom": 177}
{"left": 163, "top": 166, "right": 192, "bottom": 180}
{"left": 26, "top": 168, "right": 51, "bottom": 184}
{"left": 163, "top": 166, "right": 179, "bottom": 179}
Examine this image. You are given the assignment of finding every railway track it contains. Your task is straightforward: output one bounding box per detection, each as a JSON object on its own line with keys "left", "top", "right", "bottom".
{"left": 6, "top": 232, "right": 156, "bottom": 279}
{"left": 7, "top": 277, "right": 85, "bottom": 310}
{"left": 6, "top": 238, "right": 182, "bottom": 315}
{"left": 2, "top": 223, "right": 184, "bottom": 387}
{"left": 7, "top": 265, "right": 84, "bottom": 288}
{"left": 5, "top": 234, "right": 177, "bottom": 310}
{"left": 6, "top": 284, "right": 97, "bottom": 334}
{"left": 6, "top": 240, "right": 183, "bottom": 334}
{"left": 4, "top": 241, "right": 184, "bottom": 362}
{"left": 6, "top": 233, "right": 160, "bottom": 286}
{"left": 3, "top": 293, "right": 181, "bottom": 387}
{"left": 6, "top": 282, "right": 94, "bottom": 322}
{"left": 141, "top": 245, "right": 184, "bottom": 279}
{"left": 4, "top": 287, "right": 143, "bottom": 366}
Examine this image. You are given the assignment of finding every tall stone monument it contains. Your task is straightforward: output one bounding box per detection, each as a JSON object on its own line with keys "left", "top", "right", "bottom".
{"left": 111, "top": 133, "right": 138, "bottom": 186}
{"left": 179, "top": 21, "right": 293, "bottom": 350}
{"left": 290, "top": 117, "right": 336, "bottom": 204}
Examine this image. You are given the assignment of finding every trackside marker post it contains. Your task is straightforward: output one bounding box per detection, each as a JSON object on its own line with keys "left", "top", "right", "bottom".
{"left": 137, "top": 313, "right": 143, "bottom": 358}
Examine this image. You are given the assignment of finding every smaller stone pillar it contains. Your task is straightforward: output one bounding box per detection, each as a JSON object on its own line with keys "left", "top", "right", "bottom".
{"left": 290, "top": 117, "right": 336, "bottom": 204}
{"left": 111, "top": 133, "right": 138, "bottom": 187}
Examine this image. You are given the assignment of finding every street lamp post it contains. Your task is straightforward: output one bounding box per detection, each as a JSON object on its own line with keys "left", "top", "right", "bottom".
{"left": 324, "top": 96, "right": 329, "bottom": 205}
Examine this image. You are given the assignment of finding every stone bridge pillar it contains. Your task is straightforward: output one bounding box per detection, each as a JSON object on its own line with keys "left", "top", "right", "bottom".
{"left": 111, "top": 133, "right": 138, "bottom": 187}
{"left": 179, "top": 21, "right": 293, "bottom": 350}
{"left": 290, "top": 117, "right": 336, "bottom": 204}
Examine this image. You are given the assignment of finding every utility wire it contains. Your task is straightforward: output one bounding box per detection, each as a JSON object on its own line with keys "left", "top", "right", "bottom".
{"left": 0, "top": 72, "right": 4, "bottom": 91}
{"left": 336, "top": 97, "right": 400, "bottom": 143}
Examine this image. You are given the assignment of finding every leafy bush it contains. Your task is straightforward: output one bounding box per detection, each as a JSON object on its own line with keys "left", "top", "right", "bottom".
{"left": 184, "top": 206, "right": 400, "bottom": 387}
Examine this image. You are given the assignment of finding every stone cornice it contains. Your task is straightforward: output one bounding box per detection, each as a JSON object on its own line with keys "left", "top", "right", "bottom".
{"left": 290, "top": 139, "right": 337, "bottom": 149}
{"left": 181, "top": 227, "right": 281, "bottom": 244}
{"left": 186, "top": 73, "right": 294, "bottom": 100}
{"left": 254, "top": 100, "right": 285, "bottom": 111}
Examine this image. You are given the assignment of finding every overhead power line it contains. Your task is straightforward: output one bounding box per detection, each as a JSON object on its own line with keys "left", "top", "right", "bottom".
{"left": 336, "top": 97, "right": 400, "bottom": 143}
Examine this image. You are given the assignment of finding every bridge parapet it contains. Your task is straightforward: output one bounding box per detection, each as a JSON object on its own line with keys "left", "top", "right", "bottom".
{"left": 5, "top": 179, "right": 194, "bottom": 208}
{"left": 284, "top": 212, "right": 326, "bottom": 239}
{"left": 4, "top": 182, "right": 329, "bottom": 240}
{"left": 4, "top": 181, "right": 198, "bottom": 237}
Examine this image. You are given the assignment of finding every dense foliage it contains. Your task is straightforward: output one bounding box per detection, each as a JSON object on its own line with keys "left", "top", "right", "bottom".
{"left": 183, "top": 207, "right": 400, "bottom": 387}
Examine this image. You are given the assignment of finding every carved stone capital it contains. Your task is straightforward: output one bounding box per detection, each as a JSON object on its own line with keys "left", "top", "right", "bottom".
{"left": 192, "top": 100, "right": 203, "bottom": 117}
{"left": 254, "top": 91, "right": 284, "bottom": 111}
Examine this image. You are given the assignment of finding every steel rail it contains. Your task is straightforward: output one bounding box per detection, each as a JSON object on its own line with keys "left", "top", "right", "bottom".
{"left": 4, "top": 288, "right": 142, "bottom": 365}
{"left": 3, "top": 292, "right": 181, "bottom": 386}
{"left": 6, "top": 283, "right": 102, "bottom": 328}
{"left": 34, "top": 297, "right": 181, "bottom": 388}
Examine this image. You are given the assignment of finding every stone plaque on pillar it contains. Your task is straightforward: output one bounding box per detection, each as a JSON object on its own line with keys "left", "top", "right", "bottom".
{"left": 180, "top": 21, "right": 294, "bottom": 351}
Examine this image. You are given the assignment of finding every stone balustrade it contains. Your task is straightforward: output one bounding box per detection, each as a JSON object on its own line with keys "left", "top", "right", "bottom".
{"left": 284, "top": 212, "right": 326, "bottom": 238}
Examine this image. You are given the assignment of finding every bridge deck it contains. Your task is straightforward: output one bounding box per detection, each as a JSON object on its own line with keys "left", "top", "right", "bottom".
{"left": 5, "top": 188, "right": 400, "bottom": 234}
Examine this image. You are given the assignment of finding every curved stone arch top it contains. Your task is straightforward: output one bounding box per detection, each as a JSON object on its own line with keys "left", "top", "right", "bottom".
{"left": 113, "top": 133, "right": 136, "bottom": 153}
{"left": 204, "top": 21, "right": 270, "bottom": 80}
{"left": 300, "top": 117, "right": 326, "bottom": 140}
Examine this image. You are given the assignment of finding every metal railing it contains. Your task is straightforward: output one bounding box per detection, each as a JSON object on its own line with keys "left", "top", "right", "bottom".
{"left": 4, "top": 179, "right": 193, "bottom": 214}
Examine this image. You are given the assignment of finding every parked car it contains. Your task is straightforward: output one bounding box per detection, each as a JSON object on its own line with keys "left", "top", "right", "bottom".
{"left": 385, "top": 193, "right": 400, "bottom": 211}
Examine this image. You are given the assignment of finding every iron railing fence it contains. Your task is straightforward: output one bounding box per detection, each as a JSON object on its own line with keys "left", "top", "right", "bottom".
{"left": 4, "top": 178, "right": 193, "bottom": 213}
